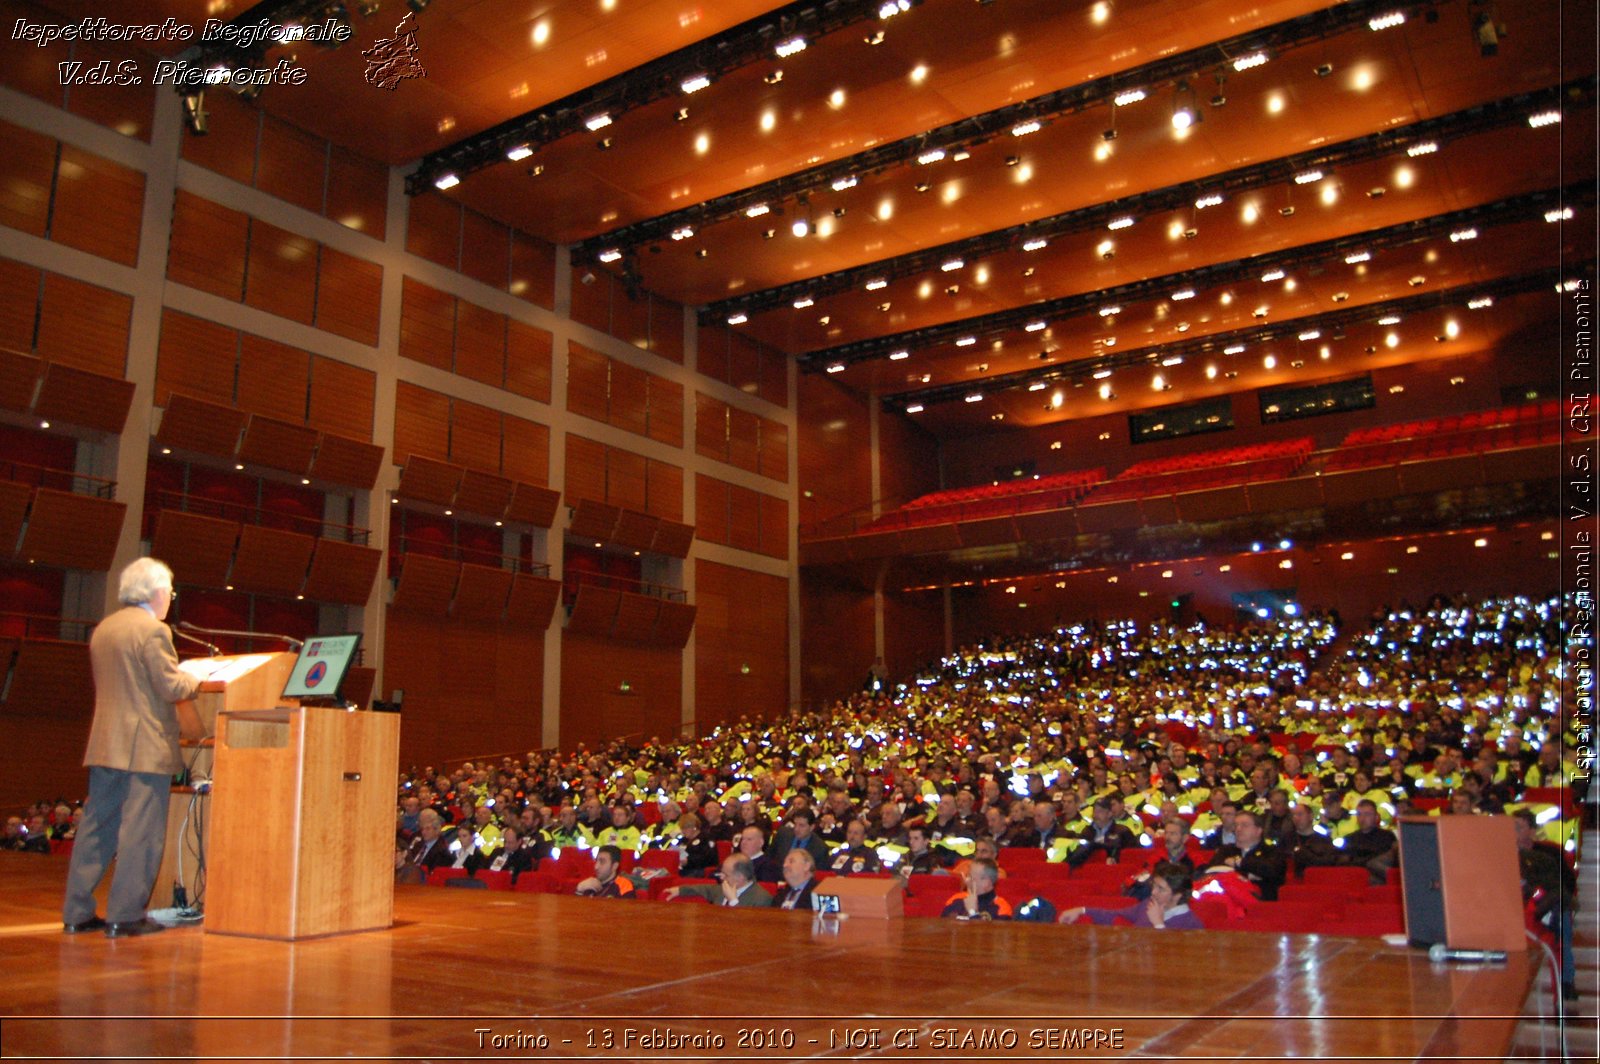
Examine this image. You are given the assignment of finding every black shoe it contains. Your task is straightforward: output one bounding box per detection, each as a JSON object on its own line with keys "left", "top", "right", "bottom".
{"left": 63, "top": 916, "right": 107, "bottom": 934}
{"left": 105, "top": 918, "right": 166, "bottom": 938}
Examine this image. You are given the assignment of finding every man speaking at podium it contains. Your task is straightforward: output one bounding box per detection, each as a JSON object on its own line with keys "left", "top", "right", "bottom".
{"left": 62, "top": 558, "right": 202, "bottom": 938}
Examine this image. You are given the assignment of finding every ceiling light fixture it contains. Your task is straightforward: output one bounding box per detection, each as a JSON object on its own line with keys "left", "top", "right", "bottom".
{"left": 1195, "top": 193, "right": 1224, "bottom": 209}
{"left": 1010, "top": 119, "right": 1042, "bottom": 137}
{"left": 433, "top": 172, "right": 459, "bottom": 190}
{"left": 669, "top": 225, "right": 694, "bottom": 241}
{"left": 826, "top": 363, "right": 846, "bottom": 373}
{"left": 774, "top": 36, "right": 808, "bottom": 58}
{"left": 964, "top": 392, "right": 984, "bottom": 403}
{"left": 865, "top": 278, "right": 888, "bottom": 291}
{"left": 916, "top": 148, "right": 947, "bottom": 164}
{"left": 1232, "top": 51, "right": 1268, "bottom": 71}
{"left": 1545, "top": 207, "right": 1574, "bottom": 222}
{"left": 1344, "top": 251, "right": 1371, "bottom": 264}
{"left": 888, "top": 350, "right": 909, "bottom": 360}
{"left": 597, "top": 248, "right": 622, "bottom": 263}
{"left": 1527, "top": 109, "right": 1561, "bottom": 127}
{"left": 831, "top": 175, "right": 859, "bottom": 191}
{"left": 584, "top": 113, "right": 613, "bottom": 131}
{"left": 726, "top": 312, "right": 748, "bottom": 325}
{"left": 955, "top": 336, "right": 977, "bottom": 346}
{"left": 1021, "top": 237, "right": 1048, "bottom": 251}
{"left": 793, "top": 296, "right": 815, "bottom": 309}
{"left": 1449, "top": 227, "right": 1478, "bottom": 242}
{"left": 1406, "top": 141, "right": 1439, "bottom": 156}
{"left": 1113, "top": 89, "right": 1147, "bottom": 106}
{"left": 1106, "top": 216, "right": 1135, "bottom": 230}
{"left": 745, "top": 203, "right": 770, "bottom": 218}
{"left": 1260, "top": 269, "right": 1286, "bottom": 282}
{"left": 1293, "top": 169, "right": 1324, "bottom": 184}
{"left": 940, "top": 258, "right": 965, "bottom": 272}
{"left": 905, "top": 403, "right": 924, "bottom": 413}
{"left": 680, "top": 73, "right": 712, "bottom": 94}
{"left": 1368, "top": 11, "right": 1406, "bottom": 31}
{"left": 1171, "top": 289, "right": 1196, "bottom": 301}
{"left": 506, "top": 144, "right": 533, "bottom": 161}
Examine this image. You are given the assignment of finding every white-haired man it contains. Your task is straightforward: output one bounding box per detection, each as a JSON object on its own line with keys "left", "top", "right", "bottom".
{"left": 62, "top": 558, "right": 202, "bottom": 937}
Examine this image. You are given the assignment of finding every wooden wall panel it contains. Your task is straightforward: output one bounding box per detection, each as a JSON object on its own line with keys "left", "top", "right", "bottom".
{"left": 695, "top": 393, "right": 727, "bottom": 462}
{"left": 758, "top": 493, "right": 789, "bottom": 560}
{"left": 399, "top": 277, "right": 454, "bottom": 371}
{"left": 405, "top": 192, "right": 459, "bottom": 269}
{"left": 727, "top": 485, "right": 761, "bottom": 553}
{"left": 569, "top": 267, "right": 611, "bottom": 332}
{"left": 256, "top": 115, "right": 326, "bottom": 215}
{"left": 50, "top": 146, "right": 142, "bottom": 267}
{"left": 560, "top": 631, "right": 681, "bottom": 751}
{"left": 566, "top": 343, "right": 609, "bottom": 423}
{"left": 386, "top": 609, "right": 544, "bottom": 765}
{"left": 156, "top": 310, "right": 235, "bottom": 407}
{"left": 505, "top": 320, "right": 552, "bottom": 403}
{"left": 60, "top": 38, "right": 154, "bottom": 139}
{"left": 393, "top": 380, "right": 450, "bottom": 463}
{"left": 607, "top": 448, "right": 648, "bottom": 514}
{"left": 759, "top": 350, "right": 789, "bottom": 409}
{"left": 609, "top": 360, "right": 649, "bottom": 437}
{"left": 647, "top": 375, "right": 684, "bottom": 447}
{"left": 308, "top": 356, "right": 375, "bottom": 441}
{"left": 449, "top": 398, "right": 501, "bottom": 474}
{"left": 510, "top": 231, "right": 555, "bottom": 310}
{"left": 758, "top": 419, "right": 788, "bottom": 482}
{"left": 612, "top": 288, "right": 650, "bottom": 350}
{"left": 178, "top": 88, "right": 259, "bottom": 185}
{"left": 0, "top": 348, "right": 42, "bottom": 414}
{"left": 167, "top": 191, "right": 248, "bottom": 301}
{"left": 37, "top": 275, "right": 130, "bottom": 378}
{"left": 649, "top": 296, "right": 684, "bottom": 363}
{"left": 695, "top": 474, "right": 729, "bottom": 546}
{"left": 646, "top": 459, "right": 683, "bottom": 524}
{"left": 727, "top": 335, "right": 762, "bottom": 398}
{"left": 798, "top": 374, "right": 872, "bottom": 530}
{"left": 696, "top": 560, "right": 789, "bottom": 731}
{"left": 313, "top": 246, "right": 381, "bottom": 346}
{"left": 727, "top": 408, "right": 761, "bottom": 474}
{"left": 501, "top": 414, "right": 549, "bottom": 486}
{"left": 453, "top": 299, "right": 505, "bottom": 388}
{"left": 0, "top": 120, "right": 54, "bottom": 237}
{"left": 33, "top": 362, "right": 133, "bottom": 435}
{"left": 0, "top": 259, "right": 39, "bottom": 352}
{"left": 460, "top": 209, "right": 509, "bottom": 290}
{"left": 696, "top": 325, "right": 730, "bottom": 382}
{"left": 564, "top": 434, "right": 608, "bottom": 505}
{"left": 236, "top": 334, "right": 309, "bottom": 425}
{"left": 326, "top": 147, "right": 388, "bottom": 241}
{"left": 244, "top": 220, "right": 317, "bottom": 325}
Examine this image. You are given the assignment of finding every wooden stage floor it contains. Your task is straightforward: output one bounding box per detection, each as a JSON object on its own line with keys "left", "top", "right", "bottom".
{"left": 0, "top": 853, "right": 1544, "bottom": 1063}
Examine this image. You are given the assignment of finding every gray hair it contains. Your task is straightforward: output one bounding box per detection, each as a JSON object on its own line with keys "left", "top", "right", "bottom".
{"left": 117, "top": 557, "right": 175, "bottom": 606}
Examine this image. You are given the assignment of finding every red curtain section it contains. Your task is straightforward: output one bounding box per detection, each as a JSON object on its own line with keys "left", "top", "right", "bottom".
{"left": 0, "top": 562, "right": 65, "bottom": 635}
{"left": 562, "top": 543, "right": 642, "bottom": 596}
{"left": 456, "top": 522, "right": 501, "bottom": 567}
{"left": 171, "top": 590, "right": 315, "bottom": 655}
{"left": 389, "top": 509, "right": 505, "bottom": 566}
{"left": 0, "top": 425, "right": 75, "bottom": 477}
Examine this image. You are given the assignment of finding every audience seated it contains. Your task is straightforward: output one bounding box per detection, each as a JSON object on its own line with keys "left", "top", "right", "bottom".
{"left": 11, "top": 593, "right": 1580, "bottom": 946}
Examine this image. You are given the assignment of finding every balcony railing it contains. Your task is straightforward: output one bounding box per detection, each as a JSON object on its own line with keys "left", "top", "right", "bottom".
{"left": 0, "top": 459, "right": 116, "bottom": 500}
{"left": 148, "top": 490, "right": 371, "bottom": 545}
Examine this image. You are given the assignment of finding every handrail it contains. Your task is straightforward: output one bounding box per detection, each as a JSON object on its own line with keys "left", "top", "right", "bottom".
{"left": 0, "top": 612, "right": 96, "bottom": 643}
{"left": 393, "top": 536, "right": 551, "bottom": 577}
{"left": 0, "top": 459, "right": 117, "bottom": 500}
{"left": 150, "top": 489, "right": 371, "bottom": 545}
{"left": 564, "top": 569, "right": 688, "bottom": 603}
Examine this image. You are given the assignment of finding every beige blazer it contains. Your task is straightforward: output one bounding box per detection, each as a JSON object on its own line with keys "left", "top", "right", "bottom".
{"left": 83, "top": 606, "right": 201, "bottom": 775}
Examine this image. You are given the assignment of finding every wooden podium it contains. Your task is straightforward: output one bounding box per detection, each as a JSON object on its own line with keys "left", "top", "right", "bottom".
{"left": 151, "top": 653, "right": 296, "bottom": 910}
{"left": 205, "top": 704, "right": 399, "bottom": 940}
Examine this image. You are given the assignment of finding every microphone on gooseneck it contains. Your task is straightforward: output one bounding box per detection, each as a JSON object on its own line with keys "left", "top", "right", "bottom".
{"left": 1427, "top": 943, "right": 1508, "bottom": 964}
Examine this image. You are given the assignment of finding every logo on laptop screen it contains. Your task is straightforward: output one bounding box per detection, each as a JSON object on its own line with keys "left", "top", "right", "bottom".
{"left": 304, "top": 661, "right": 328, "bottom": 688}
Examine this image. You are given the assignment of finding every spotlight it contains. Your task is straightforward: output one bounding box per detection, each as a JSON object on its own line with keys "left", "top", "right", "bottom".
{"left": 774, "top": 36, "right": 807, "bottom": 58}
{"left": 182, "top": 91, "right": 209, "bottom": 135}
{"left": 433, "top": 171, "right": 458, "bottom": 190}
{"left": 674, "top": 108, "right": 690, "bottom": 121}
{"left": 763, "top": 70, "right": 784, "bottom": 85}
{"left": 1101, "top": 128, "right": 1117, "bottom": 142}
{"left": 597, "top": 248, "right": 623, "bottom": 263}
{"left": 506, "top": 144, "right": 534, "bottom": 161}
{"left": 597, "top": 137, "right": 613, "bottom": 150}
{"left": 1005, "top": 155, "right": 1021, "bottom": 166}
{"left": 1314, "top": 63, "right": 1334, "bottom": 78}
{"left": 584, "top": 113, "right": 613, "bottom": 131}
{"left": 791, "top": 217, "right": 810, "bottom": 237}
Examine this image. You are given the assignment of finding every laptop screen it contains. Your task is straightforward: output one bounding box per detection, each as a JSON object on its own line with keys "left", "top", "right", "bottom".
{"left": 280, "top": 634, "right": 361, "bottom": 702}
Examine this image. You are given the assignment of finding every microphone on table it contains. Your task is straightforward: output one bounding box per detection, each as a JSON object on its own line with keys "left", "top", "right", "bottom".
{"left": 1427, "top": 943, "right": 1508, "bottom": 964}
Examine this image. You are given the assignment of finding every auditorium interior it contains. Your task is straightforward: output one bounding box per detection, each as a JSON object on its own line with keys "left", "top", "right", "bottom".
{"left": 0, "top": 0, "right": 1595, "bottom": 1060}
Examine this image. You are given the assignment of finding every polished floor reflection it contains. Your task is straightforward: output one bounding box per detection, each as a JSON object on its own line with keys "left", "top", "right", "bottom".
{"left": 0, "top": 853, "right": 1540, "bottom": 1061}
